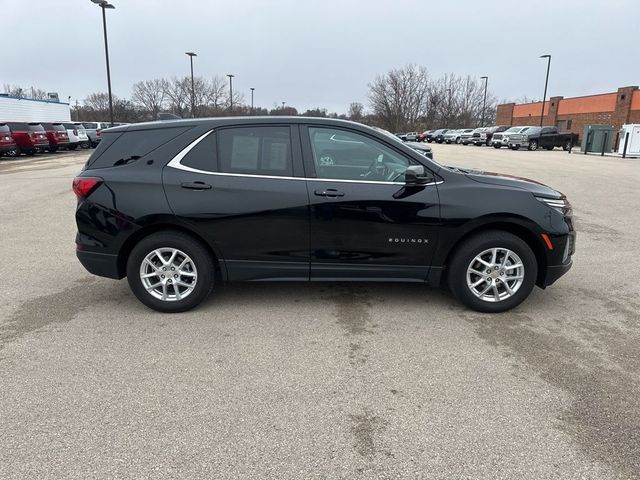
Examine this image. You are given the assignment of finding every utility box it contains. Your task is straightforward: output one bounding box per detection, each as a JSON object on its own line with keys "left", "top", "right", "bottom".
{"left": 581, "top": 124, "right": 614, "bottom": 153}
{"left": 617, "top": 124, "right": 640, "bottom": 155}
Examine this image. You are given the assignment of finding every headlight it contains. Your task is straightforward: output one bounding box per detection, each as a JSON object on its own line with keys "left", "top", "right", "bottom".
{"left": 536, "top": 196, "right": 572, "bottom": 216}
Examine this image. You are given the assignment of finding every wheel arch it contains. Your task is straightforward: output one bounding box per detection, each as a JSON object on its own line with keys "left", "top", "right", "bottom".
{"left": 440, "top": 220, "right": 548, "bottom": 287}
{"left": 116, "top": 223, "right": 225, "bottom": 281}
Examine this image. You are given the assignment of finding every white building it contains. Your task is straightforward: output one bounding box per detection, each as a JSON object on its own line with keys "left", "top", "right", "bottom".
{"left": 0, "top": 95, "right": 71, "bottom": 122}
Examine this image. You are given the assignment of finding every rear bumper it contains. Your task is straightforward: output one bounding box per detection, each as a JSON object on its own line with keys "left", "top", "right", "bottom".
{"left": 0, "top": 144, "right": 17, "bottom": 153}
{"left": 76, "top": 249, "right": 122, "bottom": 279}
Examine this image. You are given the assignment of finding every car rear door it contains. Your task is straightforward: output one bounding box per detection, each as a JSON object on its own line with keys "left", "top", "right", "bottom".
{"left": 162, "top": 124, "right": 310, "bottom": 282}
{"left": 301, "top": 125, "right": 440, "bottom": 281}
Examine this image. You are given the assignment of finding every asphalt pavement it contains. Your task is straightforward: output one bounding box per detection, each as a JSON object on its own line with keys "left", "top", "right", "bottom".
{"left": 1, "top": 145, "right": 639, "bottom": 479}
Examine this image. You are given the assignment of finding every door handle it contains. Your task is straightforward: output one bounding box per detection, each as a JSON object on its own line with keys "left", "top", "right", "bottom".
{"left": 314, "top": 189, "right": 344, "bottom": 198}
{"left": 181, "top": 181, "right": 212, "bottom": 190}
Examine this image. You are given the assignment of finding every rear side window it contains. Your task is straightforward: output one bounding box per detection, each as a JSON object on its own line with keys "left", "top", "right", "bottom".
{"left": 181, "top": 132, "right": 217, "bottom": 172}
{"left": 87, "top": 127, "right": 191, "bottom": 169}
{"left": 217, "top": 126, "right": 292, "bottom": 176}
{"left": 0, "top": 125, "right": 9, "bottom": 133}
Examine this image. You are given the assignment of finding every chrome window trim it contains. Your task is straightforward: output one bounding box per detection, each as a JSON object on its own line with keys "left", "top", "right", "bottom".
{"left": 167, "top": 129, "right": 443, "bottom": 187}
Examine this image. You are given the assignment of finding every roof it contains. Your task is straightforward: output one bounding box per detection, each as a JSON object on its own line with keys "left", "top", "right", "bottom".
{"left": 109, "top": 116, "right": 368, "bottom": 133}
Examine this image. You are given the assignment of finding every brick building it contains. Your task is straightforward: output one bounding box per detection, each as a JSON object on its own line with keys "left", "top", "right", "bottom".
{"left": 496, "top": 85, "right": 640, "bottom": 145}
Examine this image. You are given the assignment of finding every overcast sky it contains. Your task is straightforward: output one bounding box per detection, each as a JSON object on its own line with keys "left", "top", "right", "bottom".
{"left": 3, "top": 0, "right": 637, "bottom": 113}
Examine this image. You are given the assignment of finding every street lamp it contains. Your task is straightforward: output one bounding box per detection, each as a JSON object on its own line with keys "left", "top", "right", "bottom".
{"left": 250, "top": 87, "right": 255, "bottom": 114}
{"left": 282, "top": 101, "right": 286, "bottom": 110}
{"left": 539, "top": 54, "right": 552, "bottom": 127}
{"left": 90, "top": 0, "right": 115, "bottom": 126}
{"left": 227, "top": 74, "right": 235, "bottom": 113}
{"left": 185, "top": 52, "right": 197, "bottom": 118}
{"left": 480, "top": 76, "right": 488, "bottom": 127}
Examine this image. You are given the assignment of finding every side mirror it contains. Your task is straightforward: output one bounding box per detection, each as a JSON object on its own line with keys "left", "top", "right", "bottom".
{"left": 405, "top": 165, "right": 430, "bottom": 185}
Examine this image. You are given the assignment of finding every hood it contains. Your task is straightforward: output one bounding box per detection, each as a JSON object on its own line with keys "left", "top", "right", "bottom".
{"left": 459, "top": 167, "right": 562, "bottom": 198}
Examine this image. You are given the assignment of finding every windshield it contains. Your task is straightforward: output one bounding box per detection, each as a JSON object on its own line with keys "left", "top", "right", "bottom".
{"left": 28, "top": 124, "right": 45, "bottom": 132}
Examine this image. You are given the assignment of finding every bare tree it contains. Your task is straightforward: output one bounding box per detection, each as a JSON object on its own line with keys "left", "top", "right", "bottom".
{"left": 347, "top": 102, "right": 365, "bottom": 122}
{"left": 131, "top": 79, "right": 167, "bottom": 120}
{"left": 367, "top": 64, "right": 431, "bottom": 132}
{"left": 164, "top": 77, "right": 191, "bottom": 117}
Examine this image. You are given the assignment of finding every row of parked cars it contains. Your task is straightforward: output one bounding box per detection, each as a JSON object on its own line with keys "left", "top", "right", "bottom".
{"left": 0, "top": 121, "right": 121, "bottom": 158}
{"left": 397, "top": 126, "right": 577, "bottom": 151}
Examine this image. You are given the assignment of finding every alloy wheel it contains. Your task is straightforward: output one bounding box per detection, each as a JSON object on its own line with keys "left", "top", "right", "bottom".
{"left": 139, "top": 248, "right": 198, "bottom": 301}
{"left": 466, "top": 248, "right": 525, "bottom": 303}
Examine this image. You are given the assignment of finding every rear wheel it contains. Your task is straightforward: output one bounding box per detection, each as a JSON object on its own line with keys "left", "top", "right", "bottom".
{"left": 562, "top": 140, "right": 572, "bottom": 151}
{"left": 126, "top": 231, "right": 215, "bottom": 313}
{"left": 447, "top": 231, "right": 537, "bottom": 313}
{"left": 493, "top": 144, "right": 501, "bottom": 149}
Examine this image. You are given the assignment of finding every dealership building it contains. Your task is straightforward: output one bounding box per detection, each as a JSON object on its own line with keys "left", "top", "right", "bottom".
{"left": 496, "top": 85, "right": 640, "bottom": 146}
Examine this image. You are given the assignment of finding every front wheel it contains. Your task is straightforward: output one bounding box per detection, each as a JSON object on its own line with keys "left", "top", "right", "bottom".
{"left": 5, "top": 146, "right": 20, "bottom": 157}
{"left": 528, "top": 140, "right": 538, "bottom": 151}
{"left": 447, "top": 231, "right": 537, "bottom": 313}
{"left": 493, "top": 144, "right": 501, "bottom": 149}
{"left": 562, "top": 140, "right": 572, "bottom": 151}
{"left": 126, "top": 231, "right": 215, "bottom": 313}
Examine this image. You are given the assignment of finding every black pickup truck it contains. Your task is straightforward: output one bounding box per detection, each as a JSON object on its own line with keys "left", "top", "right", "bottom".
{"left": 508, "top": 126, "right": 578, "bottom": 151}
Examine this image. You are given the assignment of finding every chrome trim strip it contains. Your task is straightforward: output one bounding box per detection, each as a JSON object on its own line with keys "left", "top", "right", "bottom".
{"left": 167, "top": 129, "right": 443, "bottom": 187}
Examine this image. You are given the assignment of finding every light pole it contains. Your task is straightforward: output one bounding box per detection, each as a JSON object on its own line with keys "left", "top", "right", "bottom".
{"left": 90, "top": 0, "right": 115, "bottom": 126}
{"left": 250, "top": 87, "right": 255, "bottom": 114}
{"left": 227, "top": 74, "right": 235, "bottom": 113}
{"left": 185, "top": 52, "right": 197, "bottom": 118}
{"left": 282, "top": 101, "right": 286, "bottom": 110}
{"left": 539, "top": 54, "right": 551, "bottom": 127}
{"left": 480, "top": 76, "right": 488, "bottom": 127}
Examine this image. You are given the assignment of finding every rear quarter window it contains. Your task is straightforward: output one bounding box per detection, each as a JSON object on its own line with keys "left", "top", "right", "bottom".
{"left": 181, "top": 132, "right": 217, "bottom": 172}
{"left": 87, "top": 126, "right": 191, "bottom": 169}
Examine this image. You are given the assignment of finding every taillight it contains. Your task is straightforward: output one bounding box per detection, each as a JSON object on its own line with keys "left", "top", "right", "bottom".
{"left": 72, "top": 177, "right": 102, "bottom": 199}
{"left": 96, "top": 129, "right": 101, "bottom": 137}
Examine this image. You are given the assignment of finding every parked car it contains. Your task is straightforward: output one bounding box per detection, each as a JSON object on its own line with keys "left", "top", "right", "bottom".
{"left": 508, "top": 126, "right": 578, "bottom": 151}
{"left": 404, "top": 141, "right": 433, "bottom": 159}
{"left": 459, "top": 129, "right": 475, "bottom": 145}
{"left": 2, "top": 122, "right": 49, "bottom": 156}
{"left": 41, "top": 122, "right": 70, "bottom": 152}
{"left": 74, "top": 117, "right": 574, "bottom": 314}
{"left": 443, "top": 129, "right": 461, "bottom": 144}
{"left": 404, "top": 131, "right": 418, "bottom": 142}
{"left": 491, "top": 126, "right": 531, "bottom": 148}
{"left": 417, "top": 130, "right": 433, "bottom": 142}
{"left": 0, "top": 123, "right": 18, "bottom": 157}
{"left": 471, "top": 125, "right": 510, "bottom": 146}
{"left": 394, "top": 132, "right": 406, "bottom": 141}
{"left": 428, "top": 129, "right": 449, "bottom": 143}
{"left": 81, "top": 122, "right": 110, "bottom": 148}
{"left": 62, "top": 122, "right": 89, "bottom": 150}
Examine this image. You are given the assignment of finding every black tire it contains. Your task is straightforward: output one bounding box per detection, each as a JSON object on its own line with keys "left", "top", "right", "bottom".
{"left": 511, "top": 145, "right": 520, "bottom": 150}
{"left": 26, "top": 149, "right": 35, "bottom": 156}
{"left": 485, "top": 139, "right": 491, "bottom": 146}
{"left": 447, "top": 230, "right": 537, "bottom": 313}
{"left": 48, "top": 146, "right": 58, "bottom": 153}
{"left": 493, "top": 144, "right": 501, "bottom": 149}
{"left": 126, "top": 231, "right": 215, "bottom": 313}
{"left": 456, "top": 138, "right": 461, "bottom": 144}
{"left": 528, "top": 139, "right": 538, "bottom": 151}
{"left": 5, "top": 146, "right": 20, "bottom": 157}
{"left": 68, "top": 144, "right": 78, "bottom": 150}
{"left": 562, "top": 140, "right": 571, "bottom": 151}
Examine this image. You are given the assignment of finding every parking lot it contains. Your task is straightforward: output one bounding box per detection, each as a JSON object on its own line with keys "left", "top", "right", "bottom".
{"left": 1, "top": 145, "right": 639, "bottom": 479}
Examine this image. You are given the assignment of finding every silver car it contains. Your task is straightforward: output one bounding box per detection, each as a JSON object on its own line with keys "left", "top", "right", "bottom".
{"left": 491, "top": 126, "right": 532, "bottom": 149}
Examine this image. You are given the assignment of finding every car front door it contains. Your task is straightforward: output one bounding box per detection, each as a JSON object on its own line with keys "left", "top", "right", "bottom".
{"left": 163, "top": 124, "right": 310, "bottom": 281}
{"left": 301, "top": 125, "right": 441, "bottom": 281}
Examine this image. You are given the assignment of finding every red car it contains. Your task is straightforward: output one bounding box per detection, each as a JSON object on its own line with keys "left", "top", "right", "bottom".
{"left": 3, "top": 122, "right": 49, "bottom": 156}
{"left": 41, "top": 122, "right": 70, "bottom": 152}
{"left": 0, "top": 123, "right": 18, "bottom": 157}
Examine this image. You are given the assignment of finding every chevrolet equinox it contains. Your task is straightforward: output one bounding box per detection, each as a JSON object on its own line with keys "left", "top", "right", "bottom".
{"left": 74, "top": 117, "right": 575, "bottom": 313}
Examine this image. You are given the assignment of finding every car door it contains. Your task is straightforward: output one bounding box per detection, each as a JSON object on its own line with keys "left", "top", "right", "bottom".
{"left": 301, "top": 125, "right": 441, "bottom": 281}
{"left": 539, "top": 127, "right": 555, "bottom": 148}
{"left": 163, "top": 124, "right": 310, "bottom": 281}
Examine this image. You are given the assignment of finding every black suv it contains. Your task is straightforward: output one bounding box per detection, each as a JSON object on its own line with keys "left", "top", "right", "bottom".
{"left": 74, "top": 117, "right": 575, "bottom": 313}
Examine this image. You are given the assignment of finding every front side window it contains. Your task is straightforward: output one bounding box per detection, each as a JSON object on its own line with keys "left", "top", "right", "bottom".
{"left": 217, "top": 126, "right": 292, "bottom": 176}
{"left": 308, "top": 127, "right": 411, "bottom": 182}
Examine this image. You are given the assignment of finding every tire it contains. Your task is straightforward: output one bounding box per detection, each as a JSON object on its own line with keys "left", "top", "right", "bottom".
{"left": 528, "top": 140, "right": 538, "bottom": 151}
{"left": 493, "top": 144, "right": 501, "bottom": 149}
{"left": 5, "top": 146, "right": 20, "bottom": 157}
{"left": 511, "top": 145, "right": 520, "bottom": 150}
{"left": 456, "top": 138, "right": 461, "bottom": 144}
{"left": 485, "top": 139, "right": 491, "bottom": 146}
{"left": 48, "top": 146, "right": 58, "bottom": 153}
{"left": 68, "top": 144, "right": 78, "bottom": 150}
{"left": 26, "top": 149, "right": 35, "bottom": 156}
{"left": 562, "top": 140, "right": 571, "bottom": 151}
{"left": 447, "top": 230, "right": 537, "bottom": 313}
{"left": 126, "top": 231, "right": 215, "bottom": 313}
